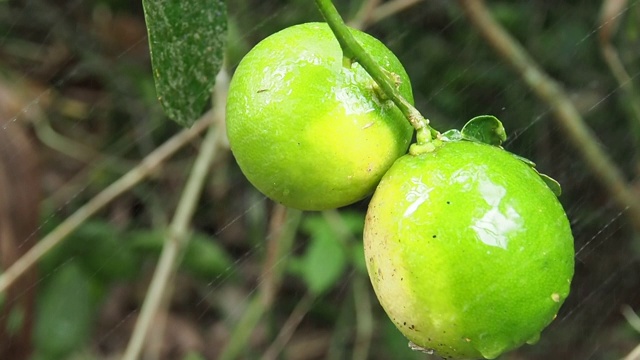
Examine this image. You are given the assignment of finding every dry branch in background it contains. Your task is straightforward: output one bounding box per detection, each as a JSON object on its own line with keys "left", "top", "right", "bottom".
{"left": 458, "top": 0, "right": 640, "bottom": 231}
{"left": 0, "top": 87, "right": 40, "bottom": 359}
{"left": 598, "top": 0, "right": 640, "bottom": 138}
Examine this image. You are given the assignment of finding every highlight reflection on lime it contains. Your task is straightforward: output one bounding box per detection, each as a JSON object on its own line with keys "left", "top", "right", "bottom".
{"left": 364, "top": 140, "right": 574, "bottom": 359}
{"left": 226, "top": 22, "right": 414, "bottom": 210}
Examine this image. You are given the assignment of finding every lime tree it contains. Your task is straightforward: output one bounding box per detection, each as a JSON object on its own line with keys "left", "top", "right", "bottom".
{"left": 226, "top": 22, "right": 414, "bottom": 210}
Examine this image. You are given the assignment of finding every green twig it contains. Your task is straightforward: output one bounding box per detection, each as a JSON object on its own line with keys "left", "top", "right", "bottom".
{"left": 314, "top": 0, "right": 432, "bottom": 141}
{"left": 458, "top": 0, "right": 640, "bottom": 231}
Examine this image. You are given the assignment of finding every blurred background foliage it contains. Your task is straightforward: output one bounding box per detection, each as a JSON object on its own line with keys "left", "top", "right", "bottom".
{"left": 0, "top": 0, "right": 639, "bottom": 359}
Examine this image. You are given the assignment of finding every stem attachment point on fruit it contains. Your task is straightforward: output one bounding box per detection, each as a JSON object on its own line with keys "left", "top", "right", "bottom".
{"left": 409, "top": 127, "right": 442, "bottom": 155}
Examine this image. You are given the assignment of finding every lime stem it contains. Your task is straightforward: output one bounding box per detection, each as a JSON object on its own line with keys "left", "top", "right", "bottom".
{"left": 314, "top": 0, "right": 433, "bottom": 138}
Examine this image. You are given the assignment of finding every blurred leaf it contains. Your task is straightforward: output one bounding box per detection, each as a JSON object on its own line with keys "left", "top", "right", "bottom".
{"left": 6, "top": 305, "right": 24, "bottom": 336}
{"left": 128, "top": 229, "right": 165, "bottom": 252}
{"left": 350, "top": 241, "right": 367, "bottom": 274}
{"left": 183, "top": 233, "right": 234, "bottom": 279}
{"left": 461, "top": 115, "right": 507, "bottom": 146}
{"left": 34, "top": 261, "right": 93, "bottom": 360}
{"left": 76, "top": 222, "right": 138, "bottom": 281}
{"left": 287, "top": 257, "right": 304, "bottom": 277}
{"left": 129, "top": 229, "right": 233, "bottom": 279}
{"left": 183, "top": 351, "right": 206, "bottom": 360}
{"left": 333, "top": 211, "right": 368, "bottom": 274}
{"left": 300, "top": 215, "right": 348, "bottom": 296}
{"left": 337, "top": 211, "right": 366, "bottom": 235}
{"left": 143, "top": 0, "right": 227, "bottom": 126}
{"left": 40, "top": 221, "right": 138, "bottom": 282}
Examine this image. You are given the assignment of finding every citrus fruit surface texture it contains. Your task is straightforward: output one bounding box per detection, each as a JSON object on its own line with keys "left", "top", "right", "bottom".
{"left": 226, "top": 22, "right": 414, "bottom": 210}
{"left": 364, "top": 140, "right": 574, "bottom": 359}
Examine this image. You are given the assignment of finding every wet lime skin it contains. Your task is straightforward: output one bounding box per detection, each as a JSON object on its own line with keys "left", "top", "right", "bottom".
{"left": 364, "top": 140, "right": 574, "bottom": 359}
{"left": 226, "top": 22, "right": 414, "bottom": 210}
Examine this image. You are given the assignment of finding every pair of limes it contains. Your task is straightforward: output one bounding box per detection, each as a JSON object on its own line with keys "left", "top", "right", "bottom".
{"left": 226, "top": 23, "right": 574, "bottom": 359}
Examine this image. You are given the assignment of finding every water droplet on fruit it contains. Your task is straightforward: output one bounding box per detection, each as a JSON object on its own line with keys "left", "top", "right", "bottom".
{"left": 408, "top": 341, "right": 434, "bottom": 354}
{"left": 478, "top": 345, "right": 507, "bottom": 359}
{"left": 403, "top": 176, "right": 433, "bottom": 217}
{"left": 526, "top": 332, "right": 541, "bottom": 345}
{"left": 471, "top": 206, "right": 521, "bottom": 249}
{"left": 452, "top": 165, "right": 523, "bottom": 249}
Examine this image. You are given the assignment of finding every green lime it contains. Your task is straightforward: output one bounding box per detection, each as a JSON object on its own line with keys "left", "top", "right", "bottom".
{"left": 364, "top": 140, "right": 574, "bottom": 359}
{"left": 226, "top": 22, "right": 414, "bottom": 210}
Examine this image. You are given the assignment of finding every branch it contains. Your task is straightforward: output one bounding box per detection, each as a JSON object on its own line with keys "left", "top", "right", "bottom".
{"left": 457, "top": 0, "right": 640, "bottom": 231}
{"left": 624, "top": 343, "right": 640, "bottom": 360}
{"left": 122, "top": 70, "right": 229, "bottom": 360}
{"left": 349, "top": 0, "right": 425, "bottom": 31}
{"left": 598, "top": 0, "right": 640, "bottom": 136}
{"left": 368, "top": 0, "right": 424, "bottom": 28}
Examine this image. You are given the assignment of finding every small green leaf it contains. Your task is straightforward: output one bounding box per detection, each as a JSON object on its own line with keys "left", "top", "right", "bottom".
{"left": 350, "top": 241, "right": 367, "bottom": 274}
{"left": 39, "top": 221, "right": 138, "bottom": 281}
{"left": 35, "top": 262, "right": 93, "bottom": 359}
{"left": 182, "top": 233, "right": 234, "bottom": 279}
{"left": 461, "top": 115, "right": 507, "bottom": 146}
{"left": 128, "top": 229, "right": 165, "bottom": 252}
{"left": 300, "top": 215, "right": 348, "bottom": 296}
{"left": 440, "top": 129, "right": 462, "bottom": 142}
{"left": 143, "top": 0, "right": 227, "bottom": 127}
{"left": 538, "top": 172, "right": 562, "bottom": 196}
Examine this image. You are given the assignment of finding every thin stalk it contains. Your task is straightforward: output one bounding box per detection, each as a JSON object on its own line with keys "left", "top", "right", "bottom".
{"left": 314, "top": 0, "right": 431, "bottom": 140}
{"left": 260, "top": 291, "right": 315, "bottom": 360}
{"left": 218, "top": 206, "right": 302, "bottom": 360}
{"left": 122, "top": 111, "right": 223, "bottom": 360}
{"left": 122, "top": 70, "right": 230, "bottom": 360}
